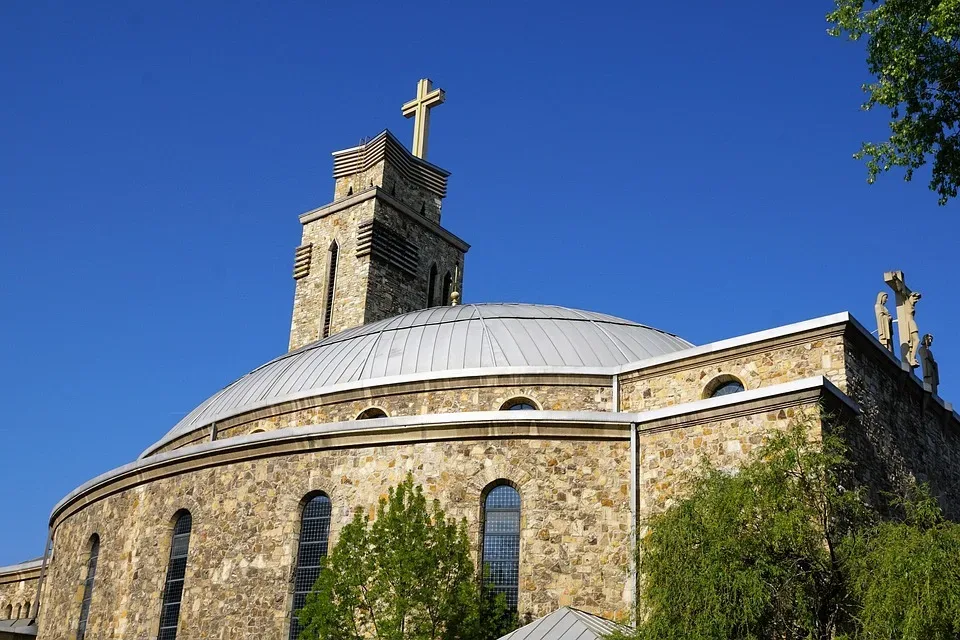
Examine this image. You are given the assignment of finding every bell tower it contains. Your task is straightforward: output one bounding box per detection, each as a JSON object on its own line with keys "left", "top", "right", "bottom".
{"left": 288, "top": 80, "right": 468, "bottom": 351}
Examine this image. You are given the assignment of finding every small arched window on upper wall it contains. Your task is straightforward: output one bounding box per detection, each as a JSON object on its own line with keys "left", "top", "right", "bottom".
{"left": 704, "top": 375, "right": 745, "bottom": 399}
{"left": 427, "top": 264, "right": 438, "bottom": 307}
{"left": 14, "top": 604, "right": 20, "bottom": 619}
{"left": 158, "top": 511, "right": 193, "bottom": 640}
{"left": 321, "top": 241, "right": 340, "bottom": 339}
{"left": 500, "top": 397, "right": 538, "bottom": 411}
{"left": 481, "top": 483, "right": 521, "bottom": 611}
{"left": 76, "top": 533, "right": 101, "bottom": 639}
{"left": 441, "top": 272, "right": 452, "bottom": 307}
{"left": 22, "top": 602, "right": 30, "bottom": 619}
{"left": 356, "top": 407, "right": 388, "bottom": 420}
{"left": 3, "top": 604, "right": 10, "bottom": 620}
{"left": 289, "top": 493, "right": 332, "bottom": 640}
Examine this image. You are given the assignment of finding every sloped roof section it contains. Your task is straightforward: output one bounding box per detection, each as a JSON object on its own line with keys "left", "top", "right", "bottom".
{"left": 499, "top": 606, "right": 630, "bottom": 640}
{"left": 144, "top": 303, "right": 692, "bottom": 456}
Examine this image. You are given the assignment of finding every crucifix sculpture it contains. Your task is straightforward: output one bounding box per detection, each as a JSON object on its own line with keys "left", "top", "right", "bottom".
{"left": 402, "top": 78, "right": 445, "bottom": 160}
{"left": 884, "top": 270, "right": 922, "bottom": 368}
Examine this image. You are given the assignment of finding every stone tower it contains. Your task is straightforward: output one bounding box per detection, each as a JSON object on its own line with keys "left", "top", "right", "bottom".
{"left": 288, "top": 130, "right": 469, "bottom": 351}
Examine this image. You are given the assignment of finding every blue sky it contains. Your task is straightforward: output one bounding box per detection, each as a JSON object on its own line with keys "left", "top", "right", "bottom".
{"left": 0, "top": 1, "right": 956, "bottom": 564}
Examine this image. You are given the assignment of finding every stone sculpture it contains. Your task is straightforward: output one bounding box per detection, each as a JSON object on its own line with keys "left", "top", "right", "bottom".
{"left": 905, "top": 291, "right": 922, "bottom": 368}
{"left": 919, "top": 333, "right": 940, "bottom": 394}
{"left": 875, "top": 292, "right": 894, "bottom": 351}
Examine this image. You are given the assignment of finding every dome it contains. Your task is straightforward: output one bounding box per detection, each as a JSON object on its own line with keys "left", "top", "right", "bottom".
{"left": 145, "top": 304, "right": 692, "bottom": 456}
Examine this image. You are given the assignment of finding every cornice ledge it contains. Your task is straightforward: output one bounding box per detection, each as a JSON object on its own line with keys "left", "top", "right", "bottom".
{"left": 297, "top": 187, "right": 469, "bottom": 252}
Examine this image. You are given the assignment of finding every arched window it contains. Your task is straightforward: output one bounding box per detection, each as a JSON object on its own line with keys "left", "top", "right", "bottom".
{"left": 704, "top": 375, "right": 745, "bottom": 399}
{"left": 356, "top": 407, "right": 388, "bottom": 420}
{"left": 500, "top": 397, "right": 538, "bottom": 411}
{"left": 14, "top": 604, "right": 20, "bottom": 619}
{"left": 3, "top": 604, "right": 10, "bottom": 619}
{"left": 427, "top": 264, "right": 438, "bottom": 307}
{"left": 441, "top": 272, "right": 452, "bottom": 307}
{"left": 481, "top": 484, "right": 521, "bottom": 611}
{"left": 321, "top": 241, "right": 340, "bottom": 339}
{"left": 158, "top": 511, "right": 192, "bottom": 640}
{"left": 23, "top": 602, "right": 30, "bottom": 619}
{"left": 289, "top": 493, "right": 332, "bottom": 640}
{"left": 76, "top": 533, "right": 100, "bottom": 639}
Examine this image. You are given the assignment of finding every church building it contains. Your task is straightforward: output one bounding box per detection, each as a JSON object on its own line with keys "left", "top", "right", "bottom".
{"left": 1, "top": 80, "right": 958, "bottom": 640}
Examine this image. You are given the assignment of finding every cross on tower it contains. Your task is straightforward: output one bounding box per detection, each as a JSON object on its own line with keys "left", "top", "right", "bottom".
{"left": 401, "top": 78, "right": 445, "bottom": 160}
{"left": 884, "top": 270, "right": 922, "bottom": 367}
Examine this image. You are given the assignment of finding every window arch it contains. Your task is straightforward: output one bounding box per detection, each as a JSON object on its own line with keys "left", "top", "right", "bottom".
{"left": 500, "top": 397, "right": 539, "bottom": 411}
{"left": 14, "top": 604, "right": 20, "bottom": 619}
{"left": 704, "top": 375, "right": 745, "bottom": 399}
{"left": 158, "top": 511, "right": 192, "bottom": 640}
{"left": 441, "top": 271, "right": 452, "bottom": 307}
{"left": 3, "top": 604, "right": 10, "bottom": 619}
{"left": 321, "top": 241, "right": 340, "bottom": 339}
{"left": 289, "top": 493, "right": 332, "bottom": 640}
{"left": 356, "top": 407, "right": 388, "bottom": 420}
{"left": 23, "top": 602, "right": 30, "bottom": 619}
{"left": 481, "top": 483, "right": 521, "bottom": 611}
{"left": 250, "top": 428, "right": 265, "bottom": 434}
{"left": 76, "top": 533, "right": 100, "bottom": 639}
{"left": 427, "top": 263, "right": 438, "bottom": 307}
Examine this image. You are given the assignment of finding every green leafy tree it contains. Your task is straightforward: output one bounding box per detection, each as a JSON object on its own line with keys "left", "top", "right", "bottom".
{"left": 844, "top": 484, "right": 960, "bottom": 639}
{"left": 620, "top": 419, "right": 864, "bottom": 640}
{"left": 297, "top": 475, "right": 516, "bottom": 640}
{"left": 614, "top": 414, "right": 960, "bottom": 640}
{"left": 827, "top": 0, "right": 960, "bottom": 204}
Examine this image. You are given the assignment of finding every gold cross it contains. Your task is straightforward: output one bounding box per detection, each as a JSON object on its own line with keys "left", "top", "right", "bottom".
{"left": 401, "top": 78, "right": 445, "bottom": 160}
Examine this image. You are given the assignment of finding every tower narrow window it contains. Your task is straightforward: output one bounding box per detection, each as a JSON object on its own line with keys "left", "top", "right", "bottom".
{"left": 77, "top": 534, "right": 100, "bottom": 639}
{"left": 481, "top": 484, "right": 521, "bottom": 611}
{"left": 321, "top": 241, "right": 340, "bottom": 339}
{"left": 289, "top": 493, "right": 332, "bottom": 640}
{"left": 441, "top": 272, "right": 452, "bottom": 307}
{"left": 158, "top": 511, "right": 192, "bottom": 640}
{"left": 427, "top": 264, "right": 438, "bottom": 307}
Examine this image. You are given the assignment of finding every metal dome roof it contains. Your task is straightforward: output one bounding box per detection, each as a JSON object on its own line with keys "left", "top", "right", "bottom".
{"left": 145, "top": 304, "right": 692, "bottom": 456}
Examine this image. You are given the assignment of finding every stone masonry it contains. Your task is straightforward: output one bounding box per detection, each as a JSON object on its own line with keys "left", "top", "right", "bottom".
{"left": 41, "top": 437, "right": 632, "bottom": 639}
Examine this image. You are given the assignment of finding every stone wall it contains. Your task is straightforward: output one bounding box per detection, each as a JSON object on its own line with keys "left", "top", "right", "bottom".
{"left": 840, "top": 330, "right": 960, "bottom": 517}
{"left": 637, "top": 408, "right": 815, "bottom": 519}
{"left": 620, "top": 331, "right": 847, "bottom": 412}
{"left": 40, "top": 436, "right": 632, "bottom": 639}
{"left": 289, "top": 196, "right": 378, "bottom": 349}
{"left": 0, "top": 568, "right": 39, "bottom": 620}
{"left": 155, "top": 380, "right": 613, "bottom": 454}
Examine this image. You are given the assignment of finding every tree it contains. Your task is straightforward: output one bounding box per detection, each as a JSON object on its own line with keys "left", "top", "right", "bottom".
{"left": 296, "top": 475, "right": 516, "bottom": 640}
{"left": 827, "top": 0, "right": 960, "bottom": 204}
{"left": 616, "top": 415, "right": 960, "bottom": 640}
{"left": 844, "top": 484, "right": 960, "bottom": 639}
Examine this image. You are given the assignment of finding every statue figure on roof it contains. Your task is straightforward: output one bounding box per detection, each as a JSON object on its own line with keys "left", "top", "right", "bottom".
{"left": 905, "top": 291, "right": 922, "bottom": 368}
{"left": 920, "top": 333, "right": 939, "bottom": 394}
{"left": 875, "top": 292, "right": 894, "bottom": 352}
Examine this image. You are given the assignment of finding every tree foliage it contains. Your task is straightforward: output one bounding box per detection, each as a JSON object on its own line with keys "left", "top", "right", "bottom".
{"left": 827, "top": 0, "right": 960, "bottom": 204}
{"left": 617, "top": 414, "right": 960, "bottom": 640}
{"left": 297, "top": 475, "right": 516, "bottom": 640}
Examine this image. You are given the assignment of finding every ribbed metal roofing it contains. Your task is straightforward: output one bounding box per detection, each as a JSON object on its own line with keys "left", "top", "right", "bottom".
{"left": 146, "top": 304, "right": 691, "bottom": 455}
{"left": 498, "top": 606, "right": 630, "bottom": 640}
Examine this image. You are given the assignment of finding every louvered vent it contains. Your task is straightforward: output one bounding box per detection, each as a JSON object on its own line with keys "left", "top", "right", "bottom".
{"left": 293, "top": 244, "right": 313, "bottom": 280}
{"left": 356, "top": 220, "right": 418, "bottom": 277}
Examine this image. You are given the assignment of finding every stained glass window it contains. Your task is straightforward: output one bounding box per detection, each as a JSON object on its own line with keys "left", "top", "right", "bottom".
{"left": 710, "top": 380, "right": 744, "bottom": 398}
{"left": 501, "top": 398, "right": 538, "bottom": 411}
{"left": 158, "top": 512, "right": 192, "bottom": 640}
{"left": 76, "top": 534, "right": 100, "bottom": 639}
{"left": 482, "top": 484, "right": 521, "bottom": 610}
{"left": 289, "top": 494, "right": 332, "bottom": 640}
